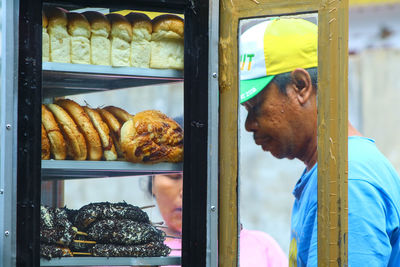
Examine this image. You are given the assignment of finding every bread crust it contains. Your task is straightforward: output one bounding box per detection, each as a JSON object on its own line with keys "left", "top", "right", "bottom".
{"left": 103, "top": 106, "right": 133, "bottom": 124}
{"left": 120, "top": 110, "right": 183, "bottom": 163}
{"left": 106, "top": 13, "right": 132, "bottom": 41}
{"left": 152, "top": 14, "right": 184, "bottom": 37}
{"left": 97, "top": 108, "right": 124, "bottom": 158}
{"left": 83, "top": 106, "right": 117, "bottom": 161}
{"left": 42, "top": 105, "right": 67, "bottom": 160}
{"left": 44, "top": 6, "right": 68, "bottom": 29}
{"left": 82, "top": 11, "right": 111, "bottom": 35}
{"left": 67, "top": 12, "right": 91, "bottom": 37}
{"left": 41, "top": 124, "right": 51, "bottom": 160}
{"left": 46, "top": 103, "right": 87, "bottom": 160}
{"left": 125, "top": 12, "right": 152, "bottom": 33}
{"left": 55, "top": 99, "right": 102, "bottom": 161}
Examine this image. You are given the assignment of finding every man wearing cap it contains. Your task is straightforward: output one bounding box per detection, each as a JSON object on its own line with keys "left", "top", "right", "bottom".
{"left": 240, "top": 18, "right": 400, "bottom": 266}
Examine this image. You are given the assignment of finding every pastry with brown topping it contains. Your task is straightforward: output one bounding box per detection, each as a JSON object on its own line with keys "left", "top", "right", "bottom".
{"left": 120, "top": 110, "right": 183, "bottom": 163}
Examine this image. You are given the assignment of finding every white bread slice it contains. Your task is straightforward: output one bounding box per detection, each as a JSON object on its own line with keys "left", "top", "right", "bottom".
{"left": 150, "top": 15, "right": 184, "bottom": 70}
{"left": 67, "top": 12, "right": 91, "bottom": 64}
{"left": 106, "top": 13, "right": 132, "bottom": 67}
{"left": 42, "top": 12, "right": 50, "bottom": 62}
{"left": 83, "top": 11, "right": 111, "bottom": 65}
{"left": 45, "top": 7, "right": 71, "bottom": 63}
{"left": 125, "top": 12, "right": 152, "bottom": 68}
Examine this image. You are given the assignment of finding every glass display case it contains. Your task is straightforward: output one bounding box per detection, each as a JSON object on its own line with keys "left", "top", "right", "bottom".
{"left": 0, "top": 0, "right": 218, "bottom": 266}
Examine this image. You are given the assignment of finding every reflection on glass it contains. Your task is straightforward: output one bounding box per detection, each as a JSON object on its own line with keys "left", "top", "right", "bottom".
{"left": 239, "top": 11, "right": 400, "bottom": 267}
{"left": 238, "top": 14, "right": 318, "bottom": 266}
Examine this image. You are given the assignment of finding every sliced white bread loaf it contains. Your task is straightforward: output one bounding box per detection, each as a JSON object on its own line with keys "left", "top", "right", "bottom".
{"left": 150, "top": 14, "right": 184, "bottom": 70}
{"left": 106, "top": 13, "right": 132, "bottom": 67}
{"left": 83, "top": 11, "right": 111, "bottom": 65}
{"left": 125, "top": 12, "right": 152, "bottom": 68}
{"left": 42, "top": 11, "right": 50, "bottom": 62}
{"left": 67, "top": 12, "right": 91, "bottom": 64}
{"left": 45, "top": 7, "right": 71, "bottom": 63}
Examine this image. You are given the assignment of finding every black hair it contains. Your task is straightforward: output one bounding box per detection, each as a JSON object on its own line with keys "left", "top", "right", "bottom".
{"left": 147, "top": 176, "right": 153, "bottom": 197}
{"left": 271, "top": 67, "right": 318, "bottom": 94}
{"left": 146, "top": 173, "right": 183, "bottom": 197}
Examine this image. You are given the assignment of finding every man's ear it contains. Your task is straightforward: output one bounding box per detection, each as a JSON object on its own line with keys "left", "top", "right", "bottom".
{"left": 291, "top": 68, "right": 314, "bottom": 105}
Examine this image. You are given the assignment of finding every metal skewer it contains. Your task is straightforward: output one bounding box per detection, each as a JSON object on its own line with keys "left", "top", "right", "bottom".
{"left": 140, "top": 204, "right": 156, "bottom": 209}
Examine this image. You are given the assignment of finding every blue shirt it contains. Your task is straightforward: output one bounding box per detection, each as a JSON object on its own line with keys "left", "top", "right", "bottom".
{"left": 289, "top": 137, "right": 400, "bottom": 266}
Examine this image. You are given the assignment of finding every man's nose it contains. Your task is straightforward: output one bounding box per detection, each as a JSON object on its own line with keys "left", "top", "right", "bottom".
{"left": 245, "top": 114, "right": 258, "bottom": 132}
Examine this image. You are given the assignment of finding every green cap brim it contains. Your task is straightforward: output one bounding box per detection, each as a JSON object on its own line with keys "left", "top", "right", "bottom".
{"left": 240, "top": 75, "right": 275, "bottom": 104}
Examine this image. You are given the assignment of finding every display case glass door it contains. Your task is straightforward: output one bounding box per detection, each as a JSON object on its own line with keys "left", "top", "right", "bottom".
{"left": 219, "top": 1, "right": 349, "bottom": 266}
{"left": 12, "top": 0, "right": 214, "bottom": 266}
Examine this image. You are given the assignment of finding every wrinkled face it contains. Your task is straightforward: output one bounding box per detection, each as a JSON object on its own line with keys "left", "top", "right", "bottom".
{"left": 243, "top": 82, "right": 300, "bottom": 159}
{"left": 152, "top": 174, "right": 183, "bottom": 234}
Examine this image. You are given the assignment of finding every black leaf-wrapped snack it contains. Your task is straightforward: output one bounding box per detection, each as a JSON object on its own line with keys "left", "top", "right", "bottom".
{"left": 65, "top": 206, "right": 79, "bottom": 224}
{"left": 91, "top": 242, "right": 171, "bottom": 257}
{"left": 40, "top": 244, "right": 73, "bottom": 260}
{"left": 87, "top": 219, "right": 165, "bottom": 245}
{"left": 74, "top": 202, "right": 150, "bottom": 230}
{"left": 70, "top": 233, "right": 96, "bottom": 252}
{"left": 40, "top": 205, "right": 77, "bottom": 246}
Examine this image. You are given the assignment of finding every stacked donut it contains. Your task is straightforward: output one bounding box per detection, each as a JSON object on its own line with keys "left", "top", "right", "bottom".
{"left": 73, "top": 202, "right": 170, "bottom": 257}
{"left": 42, "top": 7, "right": 184, "bottom": 70}
{"left": 41, "top": 99, "right": 183, "bottom": 163}
{"left": 40, "top": 202, "right": 171, "bottom": 259}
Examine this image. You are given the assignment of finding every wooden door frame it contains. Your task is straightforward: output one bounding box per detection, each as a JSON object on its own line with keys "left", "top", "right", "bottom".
{"left": 218, "top": 0, "right": 349, "bottom": 266}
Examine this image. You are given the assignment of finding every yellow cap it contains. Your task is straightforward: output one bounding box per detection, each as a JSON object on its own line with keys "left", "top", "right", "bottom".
{"left": 239, "top": 18, "right": 318, "bottom": 103}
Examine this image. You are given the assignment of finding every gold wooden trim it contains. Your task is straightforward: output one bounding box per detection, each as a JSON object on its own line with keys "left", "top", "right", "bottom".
{"left": 317, "top": 0, "right": 349, "bottom": 266}
{"left": 219, "top": 1, "right": 239, "bottom": 265}
{"left": 219, "top": 0, "right": 348, "bottom": 266}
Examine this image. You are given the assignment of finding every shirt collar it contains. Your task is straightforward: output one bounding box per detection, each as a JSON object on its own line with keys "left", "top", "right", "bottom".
{"left": 292, "top": 163, "right": 317, "bottom": 200}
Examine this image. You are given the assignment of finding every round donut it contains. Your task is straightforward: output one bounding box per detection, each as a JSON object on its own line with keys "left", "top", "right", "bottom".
{"left": 41, "top": 124, "right": 51, "bottom": 160}
{"left": 55, "top": 99, "right": 102, "bottom": 161}
{"left": 41, "top": 105, "right": 67, "bottom": 160}
{"left": 46, "top": 103, "right": 87, "bottom": 160}
{"left": 83, "top": 106, "right": 117, "bottom": 161}
{"left": 97, "top": 108, "right": 123, "bottom": 158}
{"left": 103, "top": 106, "right": 133, "bottom": 124}
{"left": 120, "top": 110, "right": 183, "bottom": 163}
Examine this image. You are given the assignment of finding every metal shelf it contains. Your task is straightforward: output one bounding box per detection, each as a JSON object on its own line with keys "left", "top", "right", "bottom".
{"left": 42, "top": 62, "right": 183, "bottom": 98}
{"left": 41, "top": 160, "right": 183, "bottom": 180}
{"left": 43, "top": 0, "right": 186, "bottom": 13}
{"left": 40, "top": 256, "right": 181, "bottom": 266}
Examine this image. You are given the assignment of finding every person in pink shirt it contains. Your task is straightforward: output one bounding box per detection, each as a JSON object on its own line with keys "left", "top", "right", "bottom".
{"left": 149, "top": 173, "right": 288, "bottom": 266}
